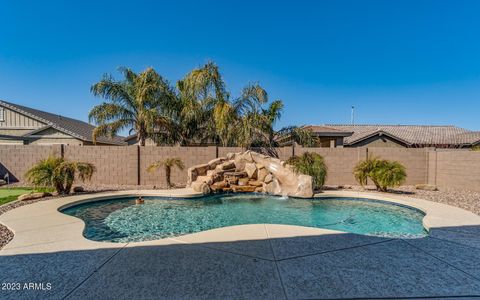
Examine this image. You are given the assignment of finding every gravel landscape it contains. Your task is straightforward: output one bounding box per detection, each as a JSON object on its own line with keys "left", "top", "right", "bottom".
{"left": 335, "top": 185, "right": 480, "bottom": 215}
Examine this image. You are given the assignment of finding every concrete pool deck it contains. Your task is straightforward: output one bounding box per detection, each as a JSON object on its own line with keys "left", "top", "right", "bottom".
{"left": 1, "top": 189, "right": 480, "bottom": 299}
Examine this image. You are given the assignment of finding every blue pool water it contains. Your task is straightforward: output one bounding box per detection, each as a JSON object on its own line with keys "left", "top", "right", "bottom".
{"left": 61, "top": 194, "right": 427, "bottom": 242}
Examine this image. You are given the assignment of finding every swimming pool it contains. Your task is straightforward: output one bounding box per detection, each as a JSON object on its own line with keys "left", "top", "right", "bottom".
{"left": 61, "top": 194, "right": 427, "bottom": 242}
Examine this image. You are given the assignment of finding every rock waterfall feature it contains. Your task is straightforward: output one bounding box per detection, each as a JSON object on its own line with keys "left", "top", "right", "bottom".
{"left": 188, "top": 151, "right": 313, "bottom": 198}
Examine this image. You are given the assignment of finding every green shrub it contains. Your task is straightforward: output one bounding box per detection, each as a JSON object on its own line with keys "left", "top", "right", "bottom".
{"left": 354, "top": 157, "right": 406, "bottom": 192}
{"left": 287, "top": 152, "right": 327, "bottom": 190}
{"left": 25, "top": 156, "right": 96, "bottom": 194}
{"left": 147, "top": 157, "right": 185, "bottom": 188}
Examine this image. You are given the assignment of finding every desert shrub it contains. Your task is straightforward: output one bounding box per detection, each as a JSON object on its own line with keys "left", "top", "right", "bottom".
{"left": 354, "top": 157, "right": 406, "bottom": 192}
{"left": 25, "top": 156, "right": 96, "bottom": 194}
{"left": 147, "top": 157, "right": 185, "bottom": 188}
{"left": 287, "top": 152, "right": 327, "bottom": 190}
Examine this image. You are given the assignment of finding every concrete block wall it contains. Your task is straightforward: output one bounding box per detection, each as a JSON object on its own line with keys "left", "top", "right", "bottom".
{"left": 217, "top": 147, "right": 245, "bottom": 158}
{"left": 368, "top": 148, "right": 428, "bottom": 185}
{"left": 2, "top": 145, "right": 480, "bottom": 192}
{"left": 435, "top": 151, "right": 480, "bottom": 192}
{"left": 140, "top": 147, "right": 217, "bottom": 186}
{"left": 275, "top": 147, "right": 295, "bottom": 160}
{"left": 0, "top": 145, "right": 60, "bottom": 182}
{"left": 295, "top": 147, "right": 367, "bottom": 185}
{"left": 427, "top": 151, "right": 438, "bottom": 186}
{"left": 64, "top": 146, "right": 138, "bottom": 185}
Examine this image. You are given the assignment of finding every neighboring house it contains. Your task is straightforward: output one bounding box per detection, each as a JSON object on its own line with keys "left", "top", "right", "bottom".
{"left": 302, "top": 126, "right": 353, "bottom": 148}
{"left": 124, "top": 134, "right": 157, "bottom": 146}
{"left": 304, "top": 124, "right": 480, "bottom": 148}
{"left": 0, "top": 100, "right": 125, "bottom": 145}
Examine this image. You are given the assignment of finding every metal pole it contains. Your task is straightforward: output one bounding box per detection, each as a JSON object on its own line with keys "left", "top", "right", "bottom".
{"left": 351, "top": 106, "right": 355, "bottom": 125}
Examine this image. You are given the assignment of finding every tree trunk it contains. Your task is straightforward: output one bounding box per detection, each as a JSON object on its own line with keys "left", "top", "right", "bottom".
{"left": 55, "top": 181, "right": 65, "bottom": 194}
{"left": 165, "top": 166, "right": 172, "bottom": 188}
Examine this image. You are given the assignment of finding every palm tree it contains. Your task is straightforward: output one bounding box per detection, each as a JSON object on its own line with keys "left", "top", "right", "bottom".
{"left": 147, "top": 158, "right": 185, "bottom": 188}
{"left": 25, "top": 156, "right": 95, "bottom": 194}
{"left": 231, "top": 83, "right": 269, "bottom": 147}
{"left": 150, "top": 62, "right": 227, "bottom": 146}
{"left": 89, "top": 67, "right": 174, "bottom": 146}
{"left": 228, "top": 84, "right": 316, "bottom": 148}
{"left": 275, "top": 126, "right": 319, "bottom": 147}
{"left": 89, "top": 62, "right": 316, "bottom": 149}
{"left": 178, "top": 61, "right": 228, "bottom": 145}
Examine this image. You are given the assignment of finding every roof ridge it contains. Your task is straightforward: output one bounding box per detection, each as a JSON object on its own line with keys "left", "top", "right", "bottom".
{"left": 323, "top": 124, "right": 458, "bottom": 127}
{"left": 0, "top": 99, "right": 88, "bottom": 124}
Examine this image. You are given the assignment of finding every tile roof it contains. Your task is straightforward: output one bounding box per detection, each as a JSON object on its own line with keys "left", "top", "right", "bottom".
{"left": 303, "top": 125, "right": 353, "bottom": 136}
{"left": 0, "top": 100, "right": 125, "bottom": 145}
{"left": 453, "top": 131, "right": 480, "bottom": 145}
{"left": 308, "top": 124, "right": 480, "bottom": 147}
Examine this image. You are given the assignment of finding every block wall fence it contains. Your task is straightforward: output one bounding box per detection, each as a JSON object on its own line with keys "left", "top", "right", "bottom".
{"left": 0, "top": 145, "right": 479, "bottom": 191}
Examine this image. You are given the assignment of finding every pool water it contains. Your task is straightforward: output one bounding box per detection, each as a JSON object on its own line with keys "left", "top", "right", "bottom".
{"left": 62, "top": 194, "right": 427, "bottom": 242}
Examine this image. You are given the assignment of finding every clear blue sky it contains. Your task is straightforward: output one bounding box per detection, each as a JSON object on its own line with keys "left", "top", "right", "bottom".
{"left": 1, "top": 0, "right": 480, "bottom": 131}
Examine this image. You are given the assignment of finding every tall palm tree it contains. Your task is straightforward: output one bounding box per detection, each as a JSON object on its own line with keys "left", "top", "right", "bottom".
{"left": 147, "top": 158, "right": 185, "bottom": 188}
{"left": 231, "top": 83, "right": 270, "bottom": 147}
{"left": 89, "top": 62, "right": 315, "bottom": 149}
{"left": 259, "top": 100, "right": 284, "bottom": 146}
{"left": 152, "top": 61, "right": 230, "bottom": 146}
{"left": 275, "top": 125, "right": 318, "bottom": 147}
{"left": 178, "top": 61, "right": 228, "bottom": 145}
{"left": 89, "top": 67, "right": 174, "bottom": 146}
{"left": 148, "top": 62, "right": 221, "bottom": 146}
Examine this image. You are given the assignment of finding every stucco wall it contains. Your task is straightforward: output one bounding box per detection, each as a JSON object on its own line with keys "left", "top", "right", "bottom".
{"left": 349, "top": 135, "right": 405, "bottom": 148}
{"left": 28, "top": 138, "right": 83, "bottom": 145}
{"left": 0, "top": 139, "right": 24, "bottom": 145}
{"left": 25, "top": 127, "right": 84, "bottom": 145}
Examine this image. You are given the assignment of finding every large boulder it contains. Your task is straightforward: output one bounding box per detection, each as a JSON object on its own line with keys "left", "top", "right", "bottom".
{"left": 244, "top": 162, "right": 258, "bottom": 179}
{"left": 264, "top": 174, "right": 273, "bottom": 183}
{"left": 191, "top": 181, "right": 211, "bottom": 194}
{"left": 187, "top": 163, "right": 210, "bottom": 185}
{"left": 18, "top": 192, "right": 49, "bottom": 201}
{"left": 188, "top": 150, "right": 313, "bottom": 198}
{"left": 215, "top": 161, "right": 236, "bottom": 171}
{"left": 195, "top": 175, "right": 214, "bottom": 185}
{"left": 257, "top": 167, "right": 269, "bottom": 182}
{"left": 208, "top": 157, "right": 226, "bottom": 169}
{"left": 264, "top": 178, "right": 282, "bottom": 195}
{"left": 250, "top": 151, "right": 314, "bottom": 198}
